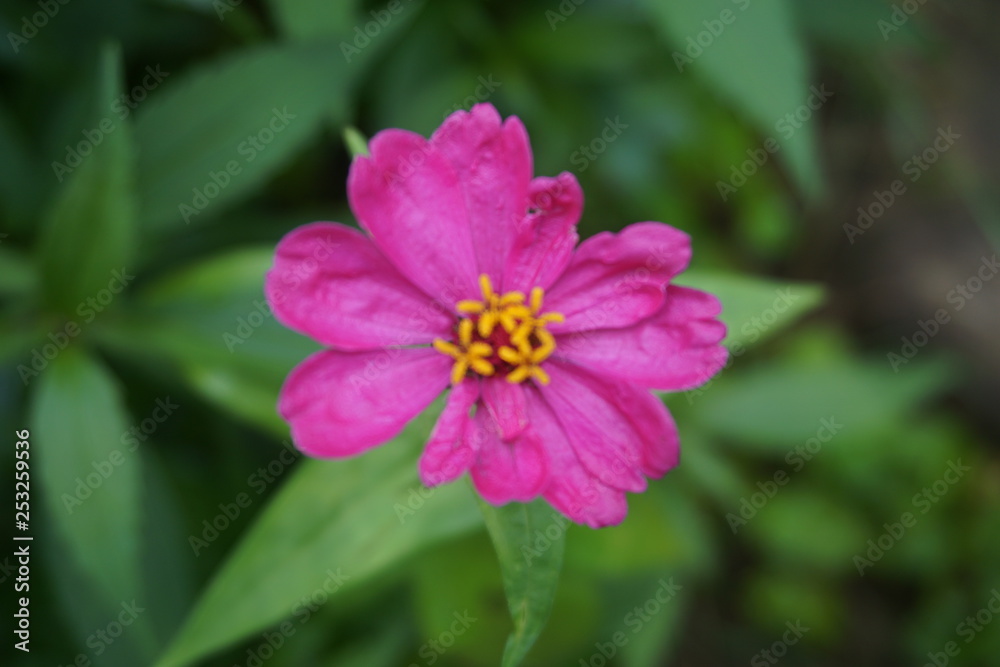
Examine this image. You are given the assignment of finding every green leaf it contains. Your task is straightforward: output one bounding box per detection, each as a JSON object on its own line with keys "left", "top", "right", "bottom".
{"left": 342, "top": 125, "right": 370, "bottom": 158}
{"left": 37, "top": 43, "right": 135, "bottom": 313}
{"left": 643, "top": 0, "right": 822, "bottom": 197}
{"left": 479, "top": 498, "right": 566, "bottom": 667}
{"left": 98, "top": 247, "right": 318, "bottom": 436}
{"left": 134, "top": 42, "right": 352, "bottom": 230}
{"left": 29, "top": 347, "right": 142, "bottom": 611}
{"left": 692, "top": 355, "right": 954, "bottom": 448}
{"left": 676, "top": 272, "right": 824, "bottom": 350}
{"left": 154, "top": 414, "right": 482, "bottom": 667}
{"left": 266, "top": 0, "right": 360, "bottom": 41}
{"left": 0, "top": 246, "right": 37, "bottom": 298}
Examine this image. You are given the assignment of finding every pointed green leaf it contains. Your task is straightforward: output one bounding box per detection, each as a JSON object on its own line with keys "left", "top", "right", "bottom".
{"left": 134, "top": 40, "right": 365, "bottom": 231}
{"left": 29, "top": 347, "right": 142, "bottom": 609}
{"left": 266, "top": 0, "right": 360, "bottom": 41}
{"left": 676, "top": 272, "right": 824, "bottom": 350}
{"left": 644, "top": 0, "right": 822, "bottom": 197}
{"left": 479, "top": 498, "right": 566, "bottom": 667}
{"left": 37, "top": 43, "right": 135, "bottom": 313}
{"left": 154, "top": 415, "right": 482, "bottom": 667}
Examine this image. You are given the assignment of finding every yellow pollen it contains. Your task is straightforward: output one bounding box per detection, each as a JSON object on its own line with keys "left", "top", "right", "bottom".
{"left": 433, "top": 274, "right": 563, "bottom": 385}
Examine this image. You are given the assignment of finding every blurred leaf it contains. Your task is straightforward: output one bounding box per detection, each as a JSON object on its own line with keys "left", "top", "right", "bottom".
{"left": 748, "top": 489, "right": 870, "bottom": 574}
{"left": 154, "top": 413, "right": 482, "bottom": 667}
{"left": 677, "top": 272, "right": 824, "bottom": 349}
{"left": 0, "top": 105, "right": 43, "bottom": 229}
{"left": 29, "top": 347, "right": 143, "bottom": 614}
{"left": 643, "top": 0, "right": 822, "bottom": 197}
{"left": 693, "top": 355, "right": 953, "bottom": 448}
{"left": 267, "top": 0, "right": 359, "bottom": 41}
{"left": 0, "top": 246, "right": 37, "bottom": 297}
{"left": 479, "top": 498, "right": 566, "bottom": 667}
{"left": 412, "top": 533, "right": 509, "bottom": 664}
{"left": 37, "top": 43, "right": 135, "bottom": 313}
{"left": 99, "top": 247, "right": 318, "bottom": 436}
{"left": 342, "top": 125, "right": 370, "bottom": 157}
{"left": 135, "top": 42, "right": 351, "bottom": 230}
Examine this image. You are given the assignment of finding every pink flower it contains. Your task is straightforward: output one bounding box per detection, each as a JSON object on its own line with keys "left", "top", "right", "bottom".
{"left": 265, "top": 104, "right": 727, "bottom": 528}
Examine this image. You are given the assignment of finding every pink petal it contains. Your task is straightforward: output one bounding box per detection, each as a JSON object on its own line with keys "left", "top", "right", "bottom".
{"left": 469, "top": 402, "right": 548, "bottom": 504}
{"left": 419, "top": 381, "right": 479, "bottom": 487}
{"left": 502, "top": 172, "right": 583, "bottom": 293}
{"left": 348, "top": 129, "right": 480, "bottom": 305}
{"left": 279, "top": 348, "right": 450, "bottom": 458}
{"left": 431, "top": 104, "right": 533, "bottom": 283}
{"left": 605, "top": 382, "right": 681, "bottom": 479}
{"left": 545, "top": 222, "right": 692, "bottom": 333}
{"left": 539, "top": 361, "right": 648, "bottom": 493}
{"left": 481, "top": 377, "right": 528, "bottom": 442}
{"left": 556, "top": 286, "right": 728, "bottom": 391}
{"left": 266, "top": 222, "right": 453, "bottom": 350}
{"left": 525, "top": 387, "right": 628, "bottom": 528}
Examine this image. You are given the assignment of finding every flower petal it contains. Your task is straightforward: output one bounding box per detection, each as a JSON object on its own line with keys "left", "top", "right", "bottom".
{"left": 539, "top": 361, "right": 648, "bottom": 492}
{"left": 419, "top": 380, "right": 479, "bottom": 487}
{"left": 469, "top": 402, "right": 547, "bottom": 504}
{"left": 266, "top": 222, "right": 453, "bottom": 349}
{"left": 481, "top": 377, "right": 528, "bottom": 442}
{"left": 556, "top": 286, "right": 728, "bottom": 391}
{"left": 348, "top": 129, "right": 480, "bottom": 305}
{"left": 502, "top": 172, "right": 583, "bottom": 293}
{"left": 545, "top": 222, "right": 692, "bottom": 333}
{"left": 525, "top": 387, "right": 628, "bottom": 528}
{"left": 431, "top": 104, "right": 533, "bottom": 283}
{"left": 279, "top": 348, "right": 450, "bottom": 458}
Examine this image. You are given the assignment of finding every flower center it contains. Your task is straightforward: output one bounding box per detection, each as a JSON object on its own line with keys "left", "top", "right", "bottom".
{"left": 433, "top": 274, "right": 564, "bottom": 385}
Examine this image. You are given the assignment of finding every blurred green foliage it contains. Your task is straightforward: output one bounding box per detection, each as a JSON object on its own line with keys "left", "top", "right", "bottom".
{"left": 1, "top": 1, "right": 997, "bottom": 666}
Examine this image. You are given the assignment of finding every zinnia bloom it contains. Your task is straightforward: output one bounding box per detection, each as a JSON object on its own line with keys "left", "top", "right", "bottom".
{"left": 266, "top": 104, "right": 726, "bottom": 527}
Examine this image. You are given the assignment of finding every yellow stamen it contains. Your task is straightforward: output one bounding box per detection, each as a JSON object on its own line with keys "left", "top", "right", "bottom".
{"left": 436, "top": 279, "right": 565, "bottom": 385}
